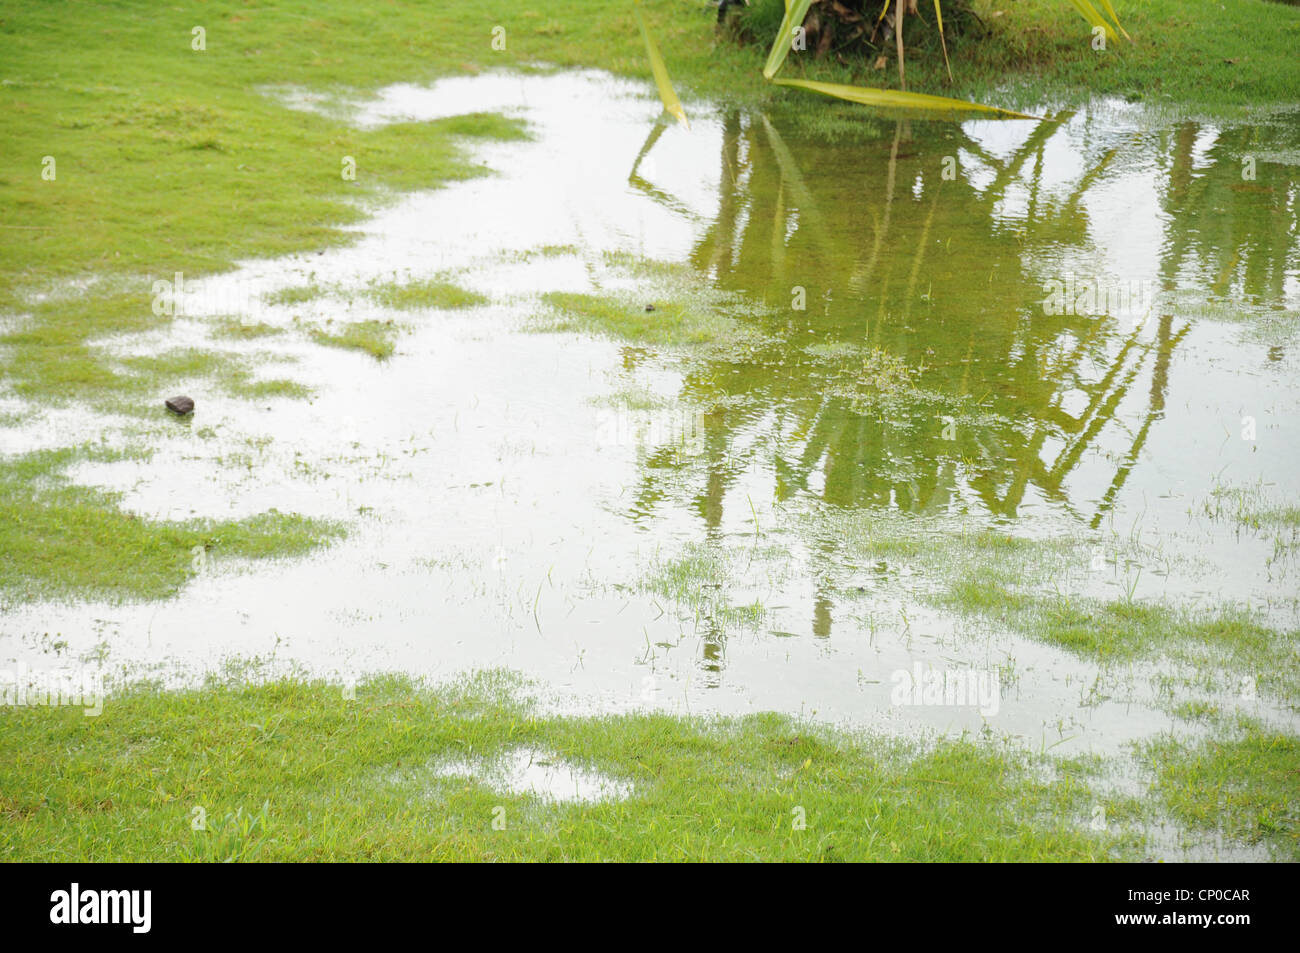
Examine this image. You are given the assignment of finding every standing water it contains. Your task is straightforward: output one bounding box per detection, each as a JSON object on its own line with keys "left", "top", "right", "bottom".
{"left": 3, "top": 71, "right": 1298, "bottom": 756}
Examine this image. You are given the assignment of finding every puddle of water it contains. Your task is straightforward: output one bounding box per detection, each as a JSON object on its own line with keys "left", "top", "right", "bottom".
{"left": 426, "top": 746, "right": 632, "bottom": 804}
{"left": 3, "top": 71, "right": 1299, "bottom": 762}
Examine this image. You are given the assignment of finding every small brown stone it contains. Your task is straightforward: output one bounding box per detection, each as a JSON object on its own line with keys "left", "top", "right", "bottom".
{"left": 165, "top": 395, "right": 195, "bottom": 415}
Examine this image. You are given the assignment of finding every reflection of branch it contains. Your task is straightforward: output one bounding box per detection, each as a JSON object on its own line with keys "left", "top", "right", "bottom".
{"left": 1066, "top": 146, "right": 1118, "bottom": 210}
{"left": 1089, "top": 316, "right": 1191, "bottom": 528}
{"left": 627, "top": 121, "right": 707, "bottom": 226}
{"left": 629, "top": 120, "right": 668, "bottom": 181}
{"left": 760, "top": 114, "right": 830, "bottom": 249}
{"left": 692, "top": 110, "right": 744, "bottom": 278}
{"left": 620, "top": 108, "right": 1210, "bottom": 527}
{"left": 849, "top": 120, "right": 905, "bottom": 300}
{"left": 986, "top": 110, "right": 1076, "bottom": 200}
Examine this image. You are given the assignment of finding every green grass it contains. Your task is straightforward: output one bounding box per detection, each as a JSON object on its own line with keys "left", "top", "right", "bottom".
{"left": 0, "top": 446, "right": 346, "bottom": 602}
{"left": 211, "top": 318, "right": 285, "bottom": 340}
{"left": 226, "top": 375, "right": 314, "bottom": 401}
{"left": 310, "top": 319, "right": 398, "bottom": 359}
{"left": 641, "top": 542, "right": 782, "bottom": 632}
{"left": 0, "top": 673, "right": 1134, "bottom": 861}
{"left": 1142, "top": 721, "right": 1300, "bottom": 860}
{"left": 366, "top": 278, "right": 487, "bottom": 311}
{"left": 541, "top": 290, "right": 761, "bottom": 349}
{"left": 936, "top": 576, "right": 1300, "bottom": 702}
{"left": 1, "top": 0, "right": 1297, "bottom": 860}
{"left": 264, "top": 285, "right": 327, "bottom": 308}
{"left": 1202, "top": 481, "right": 1300, "bottom": 554}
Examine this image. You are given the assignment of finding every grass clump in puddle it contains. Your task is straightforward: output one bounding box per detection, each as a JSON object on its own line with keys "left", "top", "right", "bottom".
{"left": 310, "top": 320, "right": 398, "bottom": 360}
{"left": 211, "top": 319, "right": 285, "bottom": 341}
{"left": 640, "top": 543, "right": 781, "bottom": 632}
{"left": 0, "top": 672, "right": 1135, "bottom": 861}
{"left": 0, "top": 447, "right": 345, "bottom": 602}
{"left": 1140, "top": 721, "right": 1299, "bottom": 861}
{"left": 822, "top": 514, "right": 1300, "bottom": 706}
{"left": 366, "top": 278, "right": 487, "bottom": 311}
{"left": 541, "top": 291, "right": 760, "bottom": 351}
{"left": 225, "top": 375, "right": 314, "bottom": 401}
{"left": 120, "top": 347, "right": 312, "bottom": 404}
{"left": 937, "top": 575, "right": 1300, "bottom": 705}
{"left": 264, "top": 285, "right": 326, "bottom": 308}
{"left": 1201, "top": 480, "right": 1300, "bottom": 553}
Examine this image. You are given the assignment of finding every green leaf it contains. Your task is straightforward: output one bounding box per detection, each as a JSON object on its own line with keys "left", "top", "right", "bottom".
{"left": 772, "top": 77, "right": 1042, "bottom": 120}
{"left": 634, "top": 0, "right": 688, "bottom": 128}
{"left": 1067, "top": 0, "right": 1119, "bottom": 43}
{"left": 1095, "top": 0, "right": 1131, "bottom": 41}
{"left": 763, "top": 0, "right": 815, "bottom": 80}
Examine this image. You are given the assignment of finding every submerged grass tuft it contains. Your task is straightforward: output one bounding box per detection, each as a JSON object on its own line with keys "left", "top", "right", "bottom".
{"left": 310, "top": 320, "right": 398, "bottom": 360}
{"left": 366, "top": 278, "right": 487, "bottom": 311}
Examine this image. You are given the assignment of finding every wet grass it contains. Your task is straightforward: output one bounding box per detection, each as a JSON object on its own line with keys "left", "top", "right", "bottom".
{"left": 640, "top": 543, "right": 783, "bottom": 633}
{"left": 2, "top": 0, "right": 1297, "bottom": 861}
{"left": 12, "top": 0, "right": 1282, "bottom": 404}
{"left": 366, "top": 278, "right": 487, "bottom": 311}
{"left": 828, "top": 520, "right": 1300, "bottom": 707}
{"left": 937, "top": 575, "right": 1300, "bottom": 706}
{"left": 0, "top": 673, "right": 1134, "bottom": 861}
{"left": 541, "top": 291, "right": 762, "bottom": 351}
{"left": 225, "top": 375, "right": 313, "bottom": 401}
{"left": 310, "top": 320, "right": 398, "bottom": 360}
{"left": 1203, "top": 481, "right": 1300, "bottom": 552}
{"left": 1141, "top": 720, "right": 1300, "bottom": 860}
{"left": 0, "top": 446, "right": 345, "bottom": 602}
{"left": 264, "top": 285, "right": 326, "bottom": 308}
{"left": 210, "top": 318, "right": 285, "bottom": 341}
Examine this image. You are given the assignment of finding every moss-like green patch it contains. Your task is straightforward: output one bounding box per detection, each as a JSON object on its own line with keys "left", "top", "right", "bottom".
{"left": 1142, "top": 722, "right": 1300, "bottom": 860}
{"left": 366, "top": 278, "right": 487, "bottom": 311}
{"left": 0, "top": 447, "right": 345, "bottom": 602}
{"left": 211, "top": 319, "right": 285, "bottom": 340}
{"left": 541, "top": 291, "right": 758, "bottom": 349}
{"left": 0, "top": 673, "right": 1135, "bottom": 861}
{"left": 310, "top": 319, "right": 398, "bottom": 359}
{"left": 263, "top": 285, "right": 327, "bottom": 308}
{"left": 227, "top": 376, "right": 313, "bottom": 401}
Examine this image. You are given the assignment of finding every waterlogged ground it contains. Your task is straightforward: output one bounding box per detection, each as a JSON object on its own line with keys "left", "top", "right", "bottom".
{"left": 3, "top": 70, "right": 1299, "bottom": 858}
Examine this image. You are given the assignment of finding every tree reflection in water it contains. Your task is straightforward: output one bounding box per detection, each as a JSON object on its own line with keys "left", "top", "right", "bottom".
{"left": 620, "top": 107, "right": 1299, "bottom": 666}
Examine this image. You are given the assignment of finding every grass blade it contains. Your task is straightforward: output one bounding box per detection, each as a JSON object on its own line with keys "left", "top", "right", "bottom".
{"left": 773, "top": 77, "right": 1042, "bottom": 120}
{"left": 634, "top": 0, "right": 688, "bottom": 128}
{"left": 762, "top": 0, "right": 815, "bottom": 79}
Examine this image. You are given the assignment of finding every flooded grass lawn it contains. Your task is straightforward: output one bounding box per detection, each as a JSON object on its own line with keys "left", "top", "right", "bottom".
{"left": 2, "top": 1, "right": 1299, "bottom": 861}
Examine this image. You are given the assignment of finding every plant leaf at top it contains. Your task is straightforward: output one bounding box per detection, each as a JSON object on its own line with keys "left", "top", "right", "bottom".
{"left": 634, "top": 0, "right": 689, "bottom": 128}
{"left": 772, "top": 77, "right": 1043, "bottom": 120}
{"left": 763, "top": 0, "right": 815, "bottom": 79}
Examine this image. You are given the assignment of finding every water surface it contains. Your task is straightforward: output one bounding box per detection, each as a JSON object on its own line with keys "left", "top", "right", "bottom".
{"left": 4, "top": 71, "right": 1298, "bottom": 757}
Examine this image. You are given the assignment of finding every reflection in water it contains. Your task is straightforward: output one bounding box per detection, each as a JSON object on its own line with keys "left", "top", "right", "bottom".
{"left": 626, "top": 106, "right": 1300, "bottom": 658}
{"left": 628, "top": 109, "right": 1298, "bottom": 519}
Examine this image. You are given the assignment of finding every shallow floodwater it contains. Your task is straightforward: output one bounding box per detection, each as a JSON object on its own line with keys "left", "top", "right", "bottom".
{"left": 3, "top": 71, "right": 1299, "bottom": 759}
